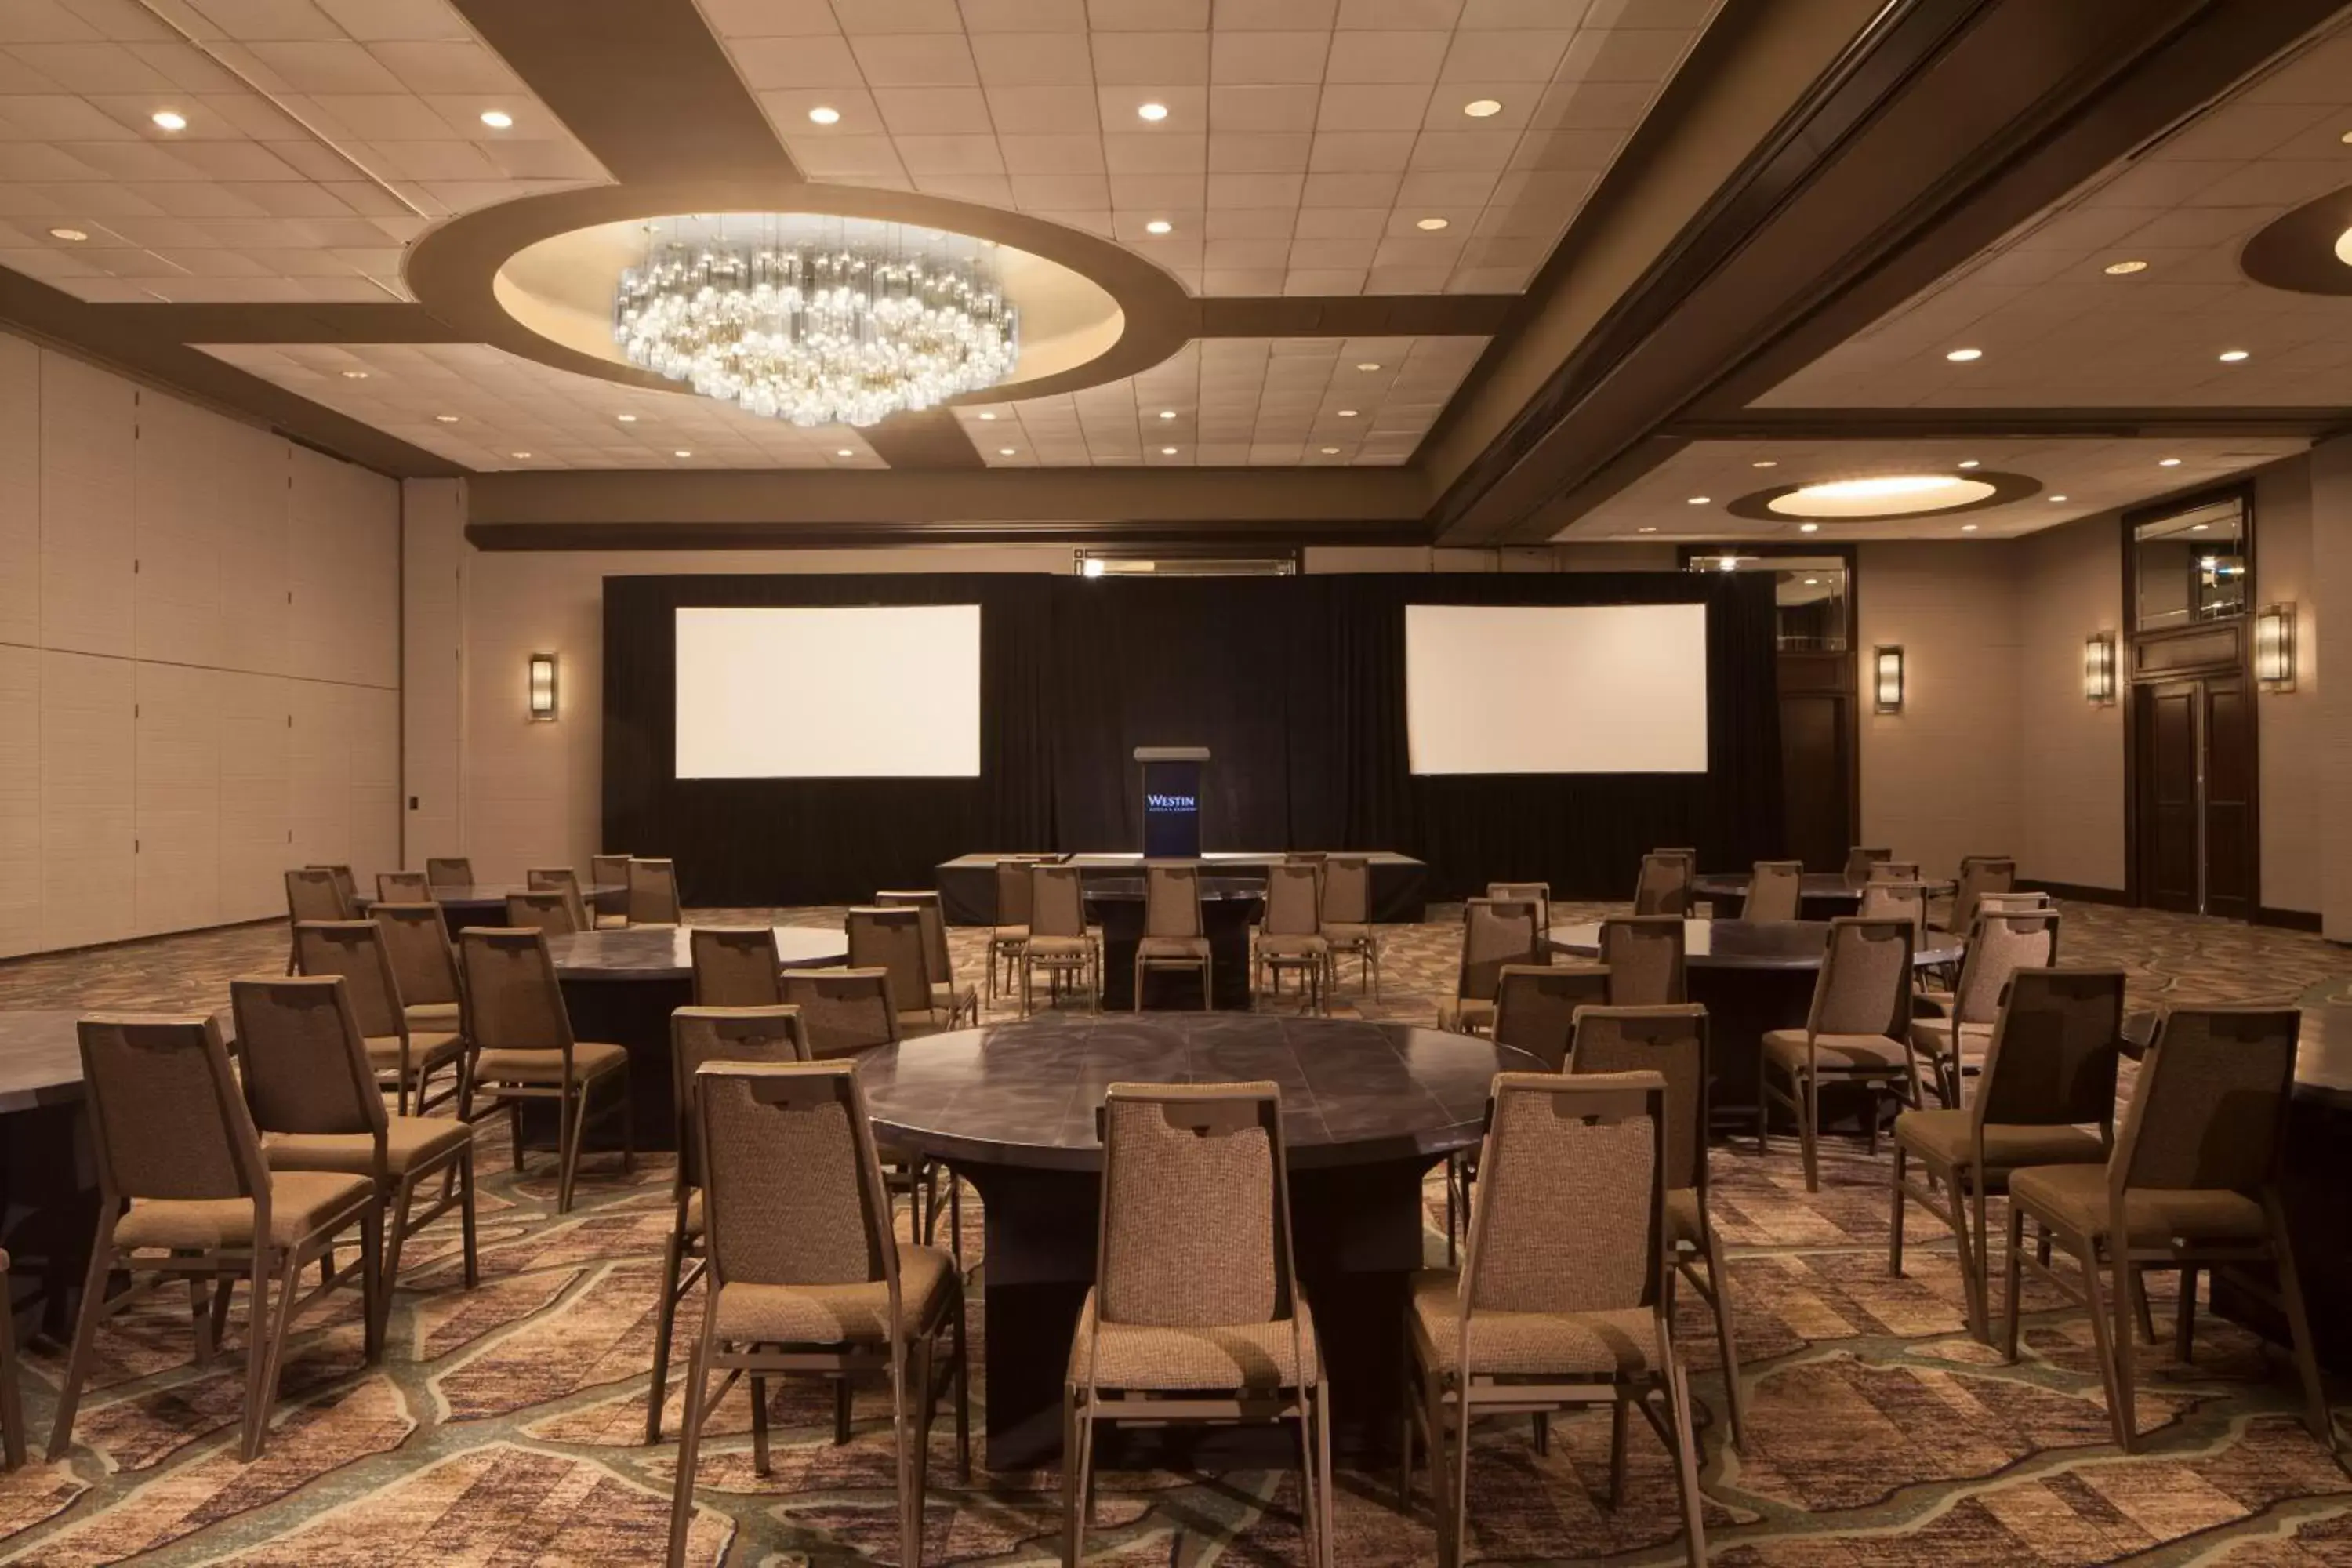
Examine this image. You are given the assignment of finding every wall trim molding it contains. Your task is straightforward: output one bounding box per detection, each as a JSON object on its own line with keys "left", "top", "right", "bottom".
{"left": 2254, "top": 906, "right": 2324, "bottom": 933}
{"left": 2017, "top": 878, "right": 2131, "bottom": 906}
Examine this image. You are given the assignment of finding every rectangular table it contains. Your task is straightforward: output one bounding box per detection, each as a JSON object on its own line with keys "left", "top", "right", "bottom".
{"left": 935, "top": 850, "right": 1428, "bottom": 926}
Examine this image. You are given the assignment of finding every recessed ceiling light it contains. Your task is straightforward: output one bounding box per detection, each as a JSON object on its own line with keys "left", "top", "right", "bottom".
{"left": 479, "top": 109, "right": 512, "bottom": 129}
{"left": 1945, "top": 347, "right": 1983, "bottom": 361}
{"left": 616, "top": 413, "right": 637, "bottom": 422}
{"left": 2218, "top": 349, "right": 2249, "bottom": 361}
{"left": 999, "top": 447, "right": 1017, "bottom": 456}
{"left": 2158, "top": 457, "right": 2182, "bottom": 467}
{"left": 1160, "top": 445, "right": 1178, "bottom": 455}
{"left": 2341, "top": 129, "right": 2352, "bottom": 144}
{"left": 434, "top": 413, "right": 459, "bottom": 423}
{"left": 808, "top": 106, "right": 840, "bottom": 125}
{"left": 1961, "top": 524, "right": 1979, "bottom": 532}
{"left": 1138, "top": 102, "right": 1168, "bottom": 122}
{"left": 1158, "top": 408, "right": 1176, "bottom": 419}
{"left": 1145, "top": 220, "right": 1171, "bottom": 234}
{"left": 1957, "top": 459, "right": 1980, "bottom": 470}
{"left": 1798, "top": 522, "right": 1820, "bottom": 532}
{"left": 2049, "top": 495, "right": 2068, "bottom": 503}
{"left": 1769, "top": 474, "right": 1996, "bottom": 519}
{"left": 2103, "top": 259, "right": 2147, "bottom": 275}
{"left": 339, "top": 369, "right": 368, "bottom": 379}
{"left": 1337, "top": 408, "right": 1359, "bottom": 418}
{"left": 1320, "top": 446, "right": 1340, "bottom": 454}
{"left": 1637, "top": 526, "right": 1657, "bottom": 533}
{"left": 47, "top": 227, "right": 85, "bottom": 241}
{"left": 978, "top": 411, "right": 997, "bottom": 420}
{"left": 673, "top": 448, "right": 691, "bottom": 457}
{"left": 1803, "top": 578, "right": 1820, "bottom": 585}
{"left": 1717, "top": 556, "right": 1739, "bottom": 571}
{"left": 1751, "top": 459, "right": 1776, "bottom": 469}
{"left": 1416, "top": 216, "right": 1450, "bottom": 230}
{"left": 1463, "top": 99, "right": 1503, "bottom": 118}
{"left": 151, "top": 109, "right": 186, "bottom": 131}
{"left": 2190, "top": 523, "right": 2209, "bottom": 532}
{"left": 1356, "top": 361, "right": 1380, "bottom": 372}
{"left": 1687, "top": 495, "right": 1710, "bottom": 505}
{"left": 837, "top": 448, "right": 855, "bottom": 457}
{"left": 511, "top": 450, "right": 531, "bottom": 458}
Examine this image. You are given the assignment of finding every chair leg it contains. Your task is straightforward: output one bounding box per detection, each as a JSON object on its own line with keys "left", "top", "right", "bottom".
{"left": 506, "top": 1096, "right": 526, "bottom": 1174}
{"left": 1607, "top": 1396, "right": 1628, "bottom": 1508}
{"left": 2108, "top": 1250, "right": 2140, "bottom": 1451}
{"left": 835, "top": 1375, "right": 853, "bottom": 1445}
{"left": 243, "top": 1245, "right": 305, "bottom": 1461}
{"left": 1314, "top": 1381, "right": 1336, "bottom": 1568}
{"left": 558, "top": 1083, "right": 587, "bottom": 1214}
{"left": 189, "top": 1274, "right": 217, "bottom": 1368}
{"left": 749, "top": 1374, "right": 771, "bottom": 1475}
{"left": 952, "top": 1297, "right": 971, "bottom": 1485}
{"left": 646, "top": 1210, "right": 689, "bottom": 1444}
{"left": 1662, "top": 1346, "right": 1709, "bottom": 1568}
{"left": 2129, "top": 1267, "right": 2158, "bottom": 1346}
{"left": 1888, "top": 1144, "right": 1908, "bottom": 1278}
{"left": 1798, "top": 1070, "right": 1821, "bottom": 1194}
{"left": 2074, "top": 1239, "right": 2129, "bottom": 1450}
{"left": 45, "top": 1224, "right": 116, "bottom": 1460}
{"left": 665, "top": 1327, "right": 716, "bottom": 1567}
{"left": 1450, "top": 1378, "right": 1472, "bottom": 1568}
{"left": 2266, "top": 1195, "right": 2332, "bottom": 1446}
{"left": 458, "top": 1145, "right": 479, "bottom": 1290}
{"left": 2002, "top": 1203, "right": 2027, "bottom": 1362}
{"left": 2172, "top": 1265, "right": 2197, "bottom": 1364}
{"left": 379, "top": 1176, "right": 418, "bottom": 1352}
{"left": 1967, "top": 1174, "right": 1991, "bottom": 1345}
{"left": 0, "top": 1277, "right": 22, "bottom": 1471}
{"left": 1062, "top": 1387, "right": 1085, "bottom": 1567}
{"left": 358, "top": 1206, "right": 385, "bottom": 1364}
{"left": 1703, "top": 1228, "right": 1747, "bottom": 1451}
{"left": 1396, "top": 1334, "right": 1415, "bottom": 1511}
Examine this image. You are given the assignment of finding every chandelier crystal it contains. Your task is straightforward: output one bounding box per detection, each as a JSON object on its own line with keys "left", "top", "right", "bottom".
{"left": 612, "top": 216, "right": 1018, "bottom": 428}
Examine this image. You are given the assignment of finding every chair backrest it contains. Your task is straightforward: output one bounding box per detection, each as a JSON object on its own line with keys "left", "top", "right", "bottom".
{"left": 691, "top": 927, "right": 784, "bottom": 1007}
{"left": 1808, "top": 916, "right": 1915, "bottom": 1037}
{"left": 1029, "top": 862, "right": 1087, "bottom": 938}
{"left": 695, "top": 1061, "right": 894, "bottom": 1296}
{"left": 233, "top": 974, "right": 386, "bottom": 1142}
{"left": 1261, "top": 861, "right": 1322, "bottom": 937}
{"left": 1461, "top": 1071, "right": 1665, "bottom": 1318}
{"left": 504, "top": 890, "right": 582, "bottom": 936}
{"left": 1978, "top": 891, "right": 2053, "bottom": 915}
{"left": 1951, "top": 855, "right": 2016, "bottom": 931}
{"left": 1858, "top": 880, "right": 1927, "bottom": 941}
{"left": 1866, "top": 860, "right": 1921, "bottom": 884}
{"left": 526, "top": 867, "right": 590, "bottom": 930}
{"left": 285, "top": 866, "right": 349, "bottom": 924}
{"left": 1491, "top": 964, "right": 1610, "bottom": 1072}
{"left": 1570, "top": 1007, "right": 1708, "bottom": 1194}
{"left": 781, "top": 968, "right": 901, "bottom": 1058}
{"left": 590, "top": 855, "right": 630, "bottom": 916}
{"left": 76, "top": 1014, "right": 263, "bottom": 1207}
{"left": 371, "top": 902, "right": 460, "bottom": 1008}
{"left": 1632, "top": 853, "right": 1692, "bottom": 916}
{"left": 1320, "top": 855, "right": 1372, "bottom": 924}
{"left": 874, "top": 889, "right": 956, "bottom": 989}
{"left": 1744, "top": 860, "right": 1804, "bottom": 922}
{"left": 292, "top": 920, "right": 406, "bottom": 1039}
{"left": 1972, "top": 967, "right": 2125, "bottom": 1134}
{"left": 1094, "top": 1082, "right": 1294, "bottom": 1330}
{"left": 2113, "top": 1005, "right": 2300, "bottom": 1197}
{"left": 1949, "top": 909, "right": 2060, "bottom": 1025}
{"left": 627, "top": 858, "right": 681, "bottom": 924}
{"left": 1486, "top": 881, "right": 1551, "bottom": 935}
{"left": 1598, "top": 915, "right": 1686, "bottom": 1006}
{"left": 847, "top": 906, "right": 930, "bottom": 1013}
{"left": 670, "top": 1006, "right": 809, "bottom": 1189}
{"left": 1454, "top": 897, "right": 1538, "bottom": 1003}
{"left": 994, "top": 858, "right": 1036, "bottom": 927}
{"left": 377, "top": 870, "right": 430, "bottom": 902}
{"left": 457, "top": 927, "right": 576, "bottom": 1058}
{"left": 1842, "top": 845, "right": 1893, "bottom": 885}
{"left": 1140, "top": 861, "right": 1204, "bottom": 939}
{"left": 425, "top": 857, "right": 474, "bottom": 886}
{"left": 306, "top": 863, "right": 357, "bottom": 909}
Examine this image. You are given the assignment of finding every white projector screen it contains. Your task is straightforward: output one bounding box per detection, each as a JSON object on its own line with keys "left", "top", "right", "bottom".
{"left": 1405, "top": 603, "right": 1709, "bottom": 775}
{"left": 674, "top": 604, "right": 982, "bottom": 779}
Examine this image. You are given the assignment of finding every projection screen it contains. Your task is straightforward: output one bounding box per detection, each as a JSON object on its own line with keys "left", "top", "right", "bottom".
{"left": 674, "top": 604, "right": 982, "bottom": 779}
{"left": 1405, "top": 603, "right": 1708, "bottom": 775}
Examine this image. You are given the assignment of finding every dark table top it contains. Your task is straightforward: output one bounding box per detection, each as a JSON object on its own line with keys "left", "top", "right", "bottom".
{"left": 1548, "top": 918, "right": 1965, "bottom": 971}
{"left": 1690, "top": 871, "right": 1957, "bottom": 900}
{"left": 355, "top": 882, "right": 624, "bottom": 913}
{"left": 543, "top": 926, "right": 848, "bottom": 982}
{"left": 1082, "top": 875, "right": 1266, "bottom": 902}
{"left": 939, "top": 851, "right": 1424, "bottom": 870}
{"left": 857, "top": 1014, "right": 1537, "bottom": 1172}
{"left": 0, "top": 1007, "right": 234, "bottom": 1115}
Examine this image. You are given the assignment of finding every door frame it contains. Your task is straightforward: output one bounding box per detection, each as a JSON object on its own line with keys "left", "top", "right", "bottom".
{"left": 2119, "top": 481, "right": 2260, "bottom": 913}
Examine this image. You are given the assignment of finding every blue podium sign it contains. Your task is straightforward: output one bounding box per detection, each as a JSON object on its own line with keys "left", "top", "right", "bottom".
{"left": 1134, "top": 746, "right": 1209, "bottom": 858}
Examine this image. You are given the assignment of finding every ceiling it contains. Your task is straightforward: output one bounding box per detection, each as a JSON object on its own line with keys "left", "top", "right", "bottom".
{"left": 2, "top": 0, "right": 2350, "bottom": 546}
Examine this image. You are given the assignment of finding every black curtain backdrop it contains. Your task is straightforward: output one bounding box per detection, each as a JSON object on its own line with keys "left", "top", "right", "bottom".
{"left": 604, "top": 572, "right": 1782, "bottom": 906}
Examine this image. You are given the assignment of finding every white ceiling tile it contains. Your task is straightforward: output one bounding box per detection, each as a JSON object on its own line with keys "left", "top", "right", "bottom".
{"left": 874, "top": 85, "right": 993, "bottom": 135}
{"left": 984, "top": 84, "right": 1098, "bottom": 133}
{"left": 1326, "top": 30, "right": 1450, "bottom": 83}
{"left": 1208, "top": 84, "right": 1320, "bottom": 132}
{"left": 728, "top": 34, "right": 865, "bottom": 89}
{"left": 960, "top": 0, "right": 1091, "bottom": 30}
{"left": 847, "top": 32, "right": 980, "bottom": 86}
{"left": 1091, "top": 31, "right": 1207, "bottom": 85}
{"left": 971, "top": 29, "right": 1094, "bottom": 83}
{"left": 1208, "top": 31, "right": 1327, "bottom": 85}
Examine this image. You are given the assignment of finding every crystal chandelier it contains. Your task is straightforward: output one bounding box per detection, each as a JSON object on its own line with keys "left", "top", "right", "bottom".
{"left": 612, "top": 216, "right": 1018, "bottom": 428}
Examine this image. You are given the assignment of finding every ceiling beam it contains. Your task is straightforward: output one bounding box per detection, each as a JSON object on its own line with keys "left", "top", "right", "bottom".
{"left": 115, "top": 302, "right": 468, "bottom": 344}
{"left": 467, "top": 514, "right": 1428, "bottom": 551}
{"left": 861, "top": 408, "right": 986, "bottom": 470}
{"left": 1428, "top": 0, "right": 2352, "bottom": 546}
{"left": 1670, "top": 407, "right": 2352, "bottom": 441}
{"left": 1196, "top": 295, "right": 1515, "bottom": 339}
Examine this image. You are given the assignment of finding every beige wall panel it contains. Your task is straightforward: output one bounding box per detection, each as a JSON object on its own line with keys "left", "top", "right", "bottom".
{"left": 289, "top": 447, "right": 401, "bottom": 692}
{"left": 2311, "top": 437, "right": 2352, "bottom": 941}
{"left": 0, "top": 336, "right": 38, "bottom": 650}
{"left": 2252, "top": 459, "right": 2321, "bottom": 915}
{"left": 40, "top": 648, "right": 133, "bottom": 950}
{"left": 2015, "top": 515, "right": 2126, "bottom": 892}
{"left": 287, "top": 678, "right": 351, "bottom": 874}
{"left": 135, "top": 660, "right": 223, "bottom": 937}
{"left": 401, "top": 479, "right": 466, "bottom": 866}
{"left": 133, "top": 391, "right": 227, "bottom": 671}
{"left": 217, "top": 426, "right": 291, "bottom": 680}
{"left": 219, "top": 670, "right": 292, "bottom": 924}
{"left": 349, "top": 683, "right": 401, "bottom": 887}
{"left": 0, "top": 645, "right": 38, "bottom": 957}
{"left": 38, "top": 352, "right": 135, "bottom": 659}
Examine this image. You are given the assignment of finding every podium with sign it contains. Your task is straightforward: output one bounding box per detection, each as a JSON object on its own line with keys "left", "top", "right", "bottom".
{"left": 1134, "top": 746, "right": 1209, "bottom": 858}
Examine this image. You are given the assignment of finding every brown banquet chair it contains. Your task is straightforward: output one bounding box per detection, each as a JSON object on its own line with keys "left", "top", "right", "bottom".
{"left": 1437, "top": 896, "right": 1537, "bottom": 1034}
{"left": 850, "top": 905, "right": 967, "bottom": 1035}
{"left": 305, "top": 863, "right": 358, "bottom": 913}
{"left": 1254, "top": 861, "right": 1331, "bottom": 1014}
{"left": 1133, "top": 860, "right": 1212, "bottom": 1010}
{"left": 1486, "top": 880, "right": 1552, "bottom": 938}
{"left": 1598, "top": 914, "right": 1687, "bottom": 1007}
{"left": 294, "top": 920, "right": 466, "bottom": 1117}
{"left": 1842, "top": 846, "right": 1893, "bottom": 886}
{"left": 666, "top": 1061, "right": 968, "bottom": 1568}
{"left": 372, "top": 902, "right": 466, "bottom": 1045}
{"left": 505, "top": 889, "right": 583, "bottom": 937}
{"left": 1944, "top": 855, "right": 2016, "bottom": 934}
{"left": 1633, "top": 852, "right": 1693, "bottom": 916}
{"left": 1022, "top": 863, "right": 1101, "bottom": 1014}
{"left": 590, "top": 854, "right": 632, "bottom": 928}
{"left": 1865, "top": 860, "right": 1922, "bottom": 884}
{"left": 987, "top": 857, "right": 1037, "bottom": 1003}
{"left": 49, "top": 1014, "right": 380, "bottom": 1463}
{"left": 628, "top": 857, "right": 683, "bottom": 927}
{"left": 875, "top": 888, "right": 979, "bottom": 1025}
{"left": 691, "top": 926, "right": 786, "bottom": 1007}
{"left": 1742, "top": 860, "right": 1804, "bottom": 922}
{"left": 285, "top": 866, "right": 348, "bottom": 925}
{"left": 233, "top": 974, "right": 479, "bottom": 1348}
{"left": 377, "top": 869, "right": 430, "bottom": 903}
{"left": 527, "top": 866, "right": 591, "bottom": 931}
{"left": 645, "top": 1005, "right": 810, "bottom": 1444}
{"left": 1323, "top": 853, "right": 1382, "bottom": 997}
{"left": 457, "top": 927, "right": 633, "bottom": 1213}
{"left": 1910, "top": 906, "right": 2059, "bottom": 1106}
{"left": 1761, "top": 916, "right": 1919, "bottom": 1191}
{"left": 425, "top": 857, "right": 474, "bottom": 886}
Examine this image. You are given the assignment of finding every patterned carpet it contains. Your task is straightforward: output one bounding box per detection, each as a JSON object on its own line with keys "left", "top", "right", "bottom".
{"left": 1, "top": 900, "right": 2347, "bottom": 1566}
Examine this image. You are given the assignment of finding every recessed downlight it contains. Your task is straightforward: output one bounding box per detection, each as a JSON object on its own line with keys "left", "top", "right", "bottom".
{"left": 1636, "top": 526, "right": 1657, "bottom": 533}
{"left": 836, "top": 448, "right": 855, "bottom": 457}
{"left": 1356, "top": 361, "right": 1380, "bottom": 372}
{"left": 2049, "top": 495, "right": 2068, "bottom": 503}
{"left": 616, "top": 412, "right": 637, "bottom": 422}
{"left": 47, "top": 227, "right": 85, "bottom": 241}
{"left": 340, "top": 369, "right": 368, "bottom": 379}
{"left": 999, "top": 447, "right": 1017, "bottom": 456}
{"left": 1687, "top": 495, "right": 1711, "bottom": 505}
{"left": 511, "top": 450, "right": 530, "bottom": 458}
{"left": 151, "top": 109, "right": 186, "bottom": 131}
{"left": 1957, "top": 459, "right": 1980, "bottom": 470}
{"left": 1138, "top": 102, "right": 1168, "bottom": 122}
{"left": 1962, "top": 524, "right": 1979, "bottom": 532}
{"left": 1145, "top": 220, "right": 1171, "bottom": 235}
{"left": 808, "top": 106, "right": 840, "bottom": 125}
{"left": 1157, "top": 408, "right": 1176, "bottom": 419}
{"left": 479, "top": 109, "right": 513, "bottom": 129}
{"left": 1463, "top": 99, "right": 1502, "bottom": 118}
{"left": 1945, "top": 347, "right": 1983, "bottom": 361}
{"left": 434, "top": 413, "right": 459, "bottom": 423}
{"left": 1766, "top": 473, "right": 1997, "bottom": 519}
{"left": 2218, "top": 349, "right": 2250, "bottom": 361}
{"left": 1415, "top": 216, "right": 1450, "bottom": 230}
{"left": 2158, "top": 457, "right": 2182, "bottom": 467}
{"left": 673, "top": 448, "right": 691, "bottom": 457}
{"left": 1320, "top": 446, "right": 1340, "bottom": 454}
{"left": 1160, "top": 445, "right": 1178, "bottom": 455}
{"left": 2103, "top": 259, "right": 2147, "bottom": 275}
{"left": 1798, "top": 522, "right": 1820, "bottom": 533}
{"left": 1751, "top": 459, "right": 1776, "bottom": 469}
{"left": 1336, "top": 408, "right": 1359, "bottom": 418}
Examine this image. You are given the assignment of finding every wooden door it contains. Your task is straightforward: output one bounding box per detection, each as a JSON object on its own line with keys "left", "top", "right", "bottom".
{"left": 1778, "top": 691, "right": 1850, "bottom": 873}
{"left": 2135, "top": 680, "right": 2201, "bottom": 913}
{"left": 2201, "top": 676, "right": 2254, "bottom": 919}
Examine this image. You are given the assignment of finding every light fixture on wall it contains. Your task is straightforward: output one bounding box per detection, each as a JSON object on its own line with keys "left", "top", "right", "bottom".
{"left": 1873, "top": 645, "right": 1905, "bottom": 713}
{"left": 2255, "top": 603, "right": 2297, "bottom": 691}
{"left": 528, "top": 653, "right": 558, "bottom": 721}
{"left": 2082, "top": 632, "right": 2117, "bottom": 706}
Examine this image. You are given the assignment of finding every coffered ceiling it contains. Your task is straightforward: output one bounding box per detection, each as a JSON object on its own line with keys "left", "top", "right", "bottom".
{"left": 1, "top": 0, "right": 2348, "bottom": 546}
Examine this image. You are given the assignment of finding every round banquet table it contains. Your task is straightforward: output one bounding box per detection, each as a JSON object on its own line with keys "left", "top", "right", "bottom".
{"left": 353, "top": 882, "right": 626, "bottom": 938}
{"left": 1690, "top": 870, "right": 1955, "bottom": 920}
{"left": 1547, "top": 919, "right": 1963, "bottom": 1131}
{"left": 857, "top": 1013, "right": 1535, "bottom": 1468}
{"left": 1080, "top": 874, "right": 1265, "bottom": 1010}
{"left": 539, "top": 926, "right": 848, "bottom": 1150}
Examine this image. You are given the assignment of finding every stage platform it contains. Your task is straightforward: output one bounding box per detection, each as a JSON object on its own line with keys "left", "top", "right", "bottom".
{"left": 936, "top": 851, "right": 1428, "bottom": 926}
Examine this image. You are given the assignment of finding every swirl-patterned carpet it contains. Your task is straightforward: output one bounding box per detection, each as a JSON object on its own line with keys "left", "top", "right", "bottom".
{"left": 1, "top": 900, "right": 2347, "bottom": 1566}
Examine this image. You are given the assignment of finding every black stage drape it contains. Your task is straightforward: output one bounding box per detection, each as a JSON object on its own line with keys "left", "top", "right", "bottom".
{"left": 604, "top": 572, "right": 1781, "bottom": 906}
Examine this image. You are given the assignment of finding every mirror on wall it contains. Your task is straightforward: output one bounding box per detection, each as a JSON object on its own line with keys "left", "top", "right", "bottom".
{"left": 2132, "top": 494, "right": 2247, "bottom": 633}
{"left": 1683, "top": 552, "right": 1850, "bottom": 652}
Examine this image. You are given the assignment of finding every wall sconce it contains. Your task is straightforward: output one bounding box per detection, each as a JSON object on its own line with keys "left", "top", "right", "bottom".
{"left": 2082, "top": 632, "right": 2117, "bottom": 706}
{"left": 1872, "top": 645, "right": 1904, "bottom": 713}
{"left": 2255, "top": 603, "right": 2296, "bottom": 691}
{"left": 528, "top": 652, "right": 557, "bottom": 720}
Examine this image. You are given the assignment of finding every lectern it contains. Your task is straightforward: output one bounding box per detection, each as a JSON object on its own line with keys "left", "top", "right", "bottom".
{"left": 1134, "top": 746, "right": 1208, "bottom": 858}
